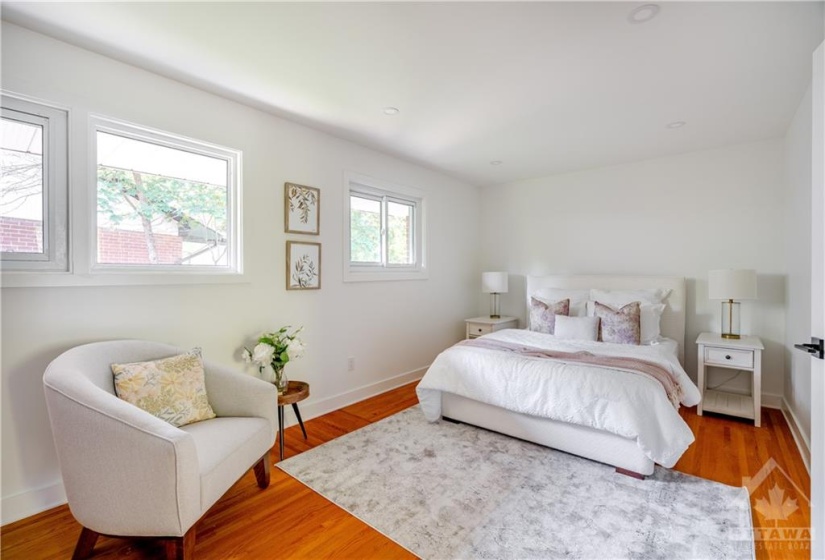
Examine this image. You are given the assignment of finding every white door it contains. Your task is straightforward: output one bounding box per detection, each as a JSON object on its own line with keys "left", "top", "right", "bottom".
{"left": 808, "top": 41, "right": 824, "bottom": 560}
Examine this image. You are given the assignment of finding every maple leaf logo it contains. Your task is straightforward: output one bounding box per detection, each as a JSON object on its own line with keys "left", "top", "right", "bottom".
{"left": 754, "top": 485, "right": 799, "bottom": 521}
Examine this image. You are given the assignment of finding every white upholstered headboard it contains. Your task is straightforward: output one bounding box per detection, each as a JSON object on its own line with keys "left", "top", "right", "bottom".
{"left": 525, "top": 275, "right": 686, "bottom": 365}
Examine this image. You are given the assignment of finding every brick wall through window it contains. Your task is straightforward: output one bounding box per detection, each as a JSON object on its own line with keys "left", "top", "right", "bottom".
{"left": 0, "top": 216, "right": 184, "bottom": 263}
{"left": 0, "top": 216, "right": 43, "bottom": 254}
{"left": 97, "top": 228, "right": 184, "bottom": 264}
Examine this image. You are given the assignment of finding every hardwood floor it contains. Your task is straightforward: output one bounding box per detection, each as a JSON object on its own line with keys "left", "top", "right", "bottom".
{"left": 675, "top": 403, "right": 811, "bottom": 559}
{"left": 1, "top": 382, "right": 809, "bottom": 560}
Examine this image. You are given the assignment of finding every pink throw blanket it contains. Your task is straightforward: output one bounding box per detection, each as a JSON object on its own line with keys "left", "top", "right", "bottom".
{"left": 457, "top": 338, "right": 683, "bottom": 408}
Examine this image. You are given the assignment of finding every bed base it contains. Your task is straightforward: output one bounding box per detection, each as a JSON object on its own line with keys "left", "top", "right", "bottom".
{"left": 615, "top": 467, "right": 646, "bottom": 479}
{"left": 442, "top": 393, "right": 654, "bottom": 477}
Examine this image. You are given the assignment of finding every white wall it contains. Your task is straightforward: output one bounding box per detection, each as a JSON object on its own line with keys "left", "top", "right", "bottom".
{"left": 0, "top": 23, "right": 480, "bottom": 523}
{"left": 480, "top": 139, "right": 787, "bottom": 397}
{"left": 783, "top": 85, "right": 813, "bottom": 461}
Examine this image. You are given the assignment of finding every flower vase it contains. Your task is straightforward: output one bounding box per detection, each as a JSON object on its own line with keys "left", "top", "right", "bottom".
{"left": 274, "top": 366, "right": 288, "bottom": 395}
{"left": 260, "top": 364, "right": 276, "bottom": 384}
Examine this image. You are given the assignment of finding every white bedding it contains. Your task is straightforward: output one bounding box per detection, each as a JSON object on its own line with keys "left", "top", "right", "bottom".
{"left": 416, "top": 329, "right": 701, "bottom": 468}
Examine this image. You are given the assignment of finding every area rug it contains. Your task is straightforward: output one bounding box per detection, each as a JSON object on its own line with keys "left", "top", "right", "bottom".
{"left": 278, "top": 406, "right": 754, "bottom": 559}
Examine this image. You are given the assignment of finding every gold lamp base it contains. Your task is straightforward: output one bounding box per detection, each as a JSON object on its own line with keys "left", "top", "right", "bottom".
{"left": 489, "top": 292, "right": 501, "bottom": 319}
{"left": 720, "top": 299, "right": 742, "bottom": 340}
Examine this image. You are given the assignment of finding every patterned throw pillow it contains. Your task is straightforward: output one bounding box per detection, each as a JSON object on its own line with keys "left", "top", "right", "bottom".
{"left": 112, "top": 349, "right": 216, "bottom": 428}
{"left": 594, "top": 301, "right": 641, "bottom": 345}
{"left": 529, "top": 297, "right": 570, "bottom": 334}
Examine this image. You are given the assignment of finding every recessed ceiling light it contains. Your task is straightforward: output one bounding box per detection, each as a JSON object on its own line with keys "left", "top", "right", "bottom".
{"left": 666, "top": 121, "right": 686, "bottom": 129}
{"left": 490, "top": 160, "right": 503, "bottom": 166}
{"left": 382, "top": 107, "right": 400, "bottom": 115}
{"left": 628, "top": 4, "right": 660, "bottom": 24}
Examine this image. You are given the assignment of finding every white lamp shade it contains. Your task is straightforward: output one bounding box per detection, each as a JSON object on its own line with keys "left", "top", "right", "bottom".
{"left": 708, "top": 269, "right": 757, "bottom": 300}
{"left": 482, "top": 272, "right": 508, "bottom": 294}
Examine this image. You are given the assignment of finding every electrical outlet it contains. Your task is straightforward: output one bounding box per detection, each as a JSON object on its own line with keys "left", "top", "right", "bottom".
{"left": 347, "top": 357, "right": 355, "bottom": 371}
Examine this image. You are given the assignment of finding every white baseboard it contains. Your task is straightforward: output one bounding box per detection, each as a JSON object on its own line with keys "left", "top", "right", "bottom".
{"left": 780, "top": 398, "right": 811, "bottom": 473}
{"left": 761, "top": 394, "right": 810, "bottom": 473}
{"left": 1, "top": 481, "right": 67, "bottom": 526}
{"left": 281, "top": 365, "right": 427, "bottom": 428}
{"left": 761, "top": 393, "right": 784, "bottom": 410}
{"left": 0, "top": 366, "right": 427, "bottom": 527}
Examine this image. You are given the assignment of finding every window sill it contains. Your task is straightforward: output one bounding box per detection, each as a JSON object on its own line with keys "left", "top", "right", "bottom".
{"left": 0, "top": 270, "right": 249, "bottom": 288}
{"left": 343, "top": 268, "right": 428, "bottom": 283}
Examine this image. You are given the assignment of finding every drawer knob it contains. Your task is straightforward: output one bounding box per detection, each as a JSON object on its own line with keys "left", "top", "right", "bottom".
{"left": 725, "top": 355, "right": 731, "bottom": 360}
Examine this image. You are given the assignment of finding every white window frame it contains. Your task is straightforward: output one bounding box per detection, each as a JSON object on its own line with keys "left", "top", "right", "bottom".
{"left": 89, "top": 116, "right": 242, "bottom": 275}
{"left": 1, "top": 94, "right": 69, "bottom": 272}
{"left": 344, "top": 171, "right": 427, "bottom": 282}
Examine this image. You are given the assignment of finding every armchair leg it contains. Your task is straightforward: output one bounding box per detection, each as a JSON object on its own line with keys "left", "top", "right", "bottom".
{"left": 253, "top": 452, "right": 271, "bottom": 489}
{"left": 72, "top": 527, "right": 99, "bottom": 560}
{"left": 165, "top": 526, "right": 196, "bottom": 560}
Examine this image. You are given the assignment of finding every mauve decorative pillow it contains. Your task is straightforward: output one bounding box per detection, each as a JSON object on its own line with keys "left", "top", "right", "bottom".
{"left": 586, "top": 300, "right": 667, "bottom": 345}
{"left": 531, "top": 288, "right": 590, "bottom": 317}
{"left": 594, "top": 301, "right": 641, "bottom": 345}
{"left": 529, "top": 297, "right": 570, "bottom": 334}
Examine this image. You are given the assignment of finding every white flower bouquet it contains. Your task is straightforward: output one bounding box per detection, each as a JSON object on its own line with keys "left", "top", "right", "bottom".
{"left": 242, "top": 326, "right": 305, "bottom": 392}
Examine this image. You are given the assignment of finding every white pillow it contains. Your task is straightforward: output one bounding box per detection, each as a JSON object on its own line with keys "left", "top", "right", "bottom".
{"left": 531, "top": 288, "right": 590, "bottom": 317}
{"left": 554, "top": 315, "right": 600, "bottom": 342}
{"left": 639, "top": 303, "right": 666, "bottom": 344}
{"left": 586, "top": 298, "right": 667, "bottom": 344}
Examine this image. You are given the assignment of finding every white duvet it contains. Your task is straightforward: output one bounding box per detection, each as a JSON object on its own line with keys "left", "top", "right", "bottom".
{"left": 416, "top": 329, "right": 701, "bottom": 468}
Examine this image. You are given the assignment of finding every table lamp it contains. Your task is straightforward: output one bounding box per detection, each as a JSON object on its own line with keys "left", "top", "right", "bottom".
{"left": 708, "top": 269, "right": 757, "bottom": 339}
{"left": 482, "top": 272, "right": 508, "bottom": 319}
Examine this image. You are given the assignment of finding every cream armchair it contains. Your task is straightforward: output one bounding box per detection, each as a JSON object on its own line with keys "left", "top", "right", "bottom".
{"left": 43, "top": 340, "right": 278, "bottom": 560}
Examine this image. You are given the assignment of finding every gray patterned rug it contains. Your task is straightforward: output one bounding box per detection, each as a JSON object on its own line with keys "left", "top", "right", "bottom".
{"left": 278, "top": 406, "right": 754, "bottom": 559}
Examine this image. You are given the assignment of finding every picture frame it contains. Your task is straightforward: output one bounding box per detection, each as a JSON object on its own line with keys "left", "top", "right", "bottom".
{"left": 284, "top": 182, "right": 320, "bottom": 235}
{"left": 286, "top": 241, "right": 321, "bottom": 290}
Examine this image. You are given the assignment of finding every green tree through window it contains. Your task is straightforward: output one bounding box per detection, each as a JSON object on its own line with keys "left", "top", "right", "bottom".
{"left": 98, "top": 167, "right": 228, "bottom": 265}
{"left": 346, "top": 175, "right": 424, "bottom": 281}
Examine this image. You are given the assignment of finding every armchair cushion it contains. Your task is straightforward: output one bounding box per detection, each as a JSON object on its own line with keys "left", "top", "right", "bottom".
{"left": 112, "top": 348, "right": 216, "bottom": 428}
{"left": 180, "top": 417, "right": 273, "bottom": 510}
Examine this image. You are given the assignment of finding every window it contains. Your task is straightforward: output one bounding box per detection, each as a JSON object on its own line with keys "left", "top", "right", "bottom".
{"left": 1, "top": 95, "right": 68, "bottom": 271}
{"left": 91, "top": 117, "right": 241, "bottom": 273}
{"left": 345, "top": 173, "right": 426, "bottom": 281}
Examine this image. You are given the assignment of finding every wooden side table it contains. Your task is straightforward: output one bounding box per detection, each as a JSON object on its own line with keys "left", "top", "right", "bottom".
{"left": 696, "top": 332, "right": 764, "bottom": 427}
{"left": 277, "top": 381, "right": 309, "bottom": 461}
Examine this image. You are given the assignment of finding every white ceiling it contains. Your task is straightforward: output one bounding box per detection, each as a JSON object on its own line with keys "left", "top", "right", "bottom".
{"left": 2, "top": 2, "right": 823, "bottom": 186}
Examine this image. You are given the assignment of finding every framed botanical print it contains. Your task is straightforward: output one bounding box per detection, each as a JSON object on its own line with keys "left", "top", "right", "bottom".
{"left": 286, "top": 241, "right": 321, "bottom": 290}
{"left": 284, "top": 182, "right": 320, "bottom": 235}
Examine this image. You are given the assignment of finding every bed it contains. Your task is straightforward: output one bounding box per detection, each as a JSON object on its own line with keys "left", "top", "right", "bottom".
{"left": 416, "top": 275, "right": 701, "bottom": 477}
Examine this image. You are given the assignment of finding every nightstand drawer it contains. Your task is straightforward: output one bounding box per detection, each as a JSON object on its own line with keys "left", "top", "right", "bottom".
{"left": 467, "top": 323, "right": 493, "bottom": 336}
{"left": 465, "top": 316, "right": 519, "bottom": 340}
{"left": 704, "top": 347, "right": 754, "bottom": 368}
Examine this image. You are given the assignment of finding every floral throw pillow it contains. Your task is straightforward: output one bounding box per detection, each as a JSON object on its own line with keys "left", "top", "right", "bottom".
{"left": 529, "top": 297, "right": 570, "bottom": 334}
{"left": 112, "top": 348, "right": 216, "bottom": 428}
{"left": 594, "top": 301, "right": 641, "bottom": 345}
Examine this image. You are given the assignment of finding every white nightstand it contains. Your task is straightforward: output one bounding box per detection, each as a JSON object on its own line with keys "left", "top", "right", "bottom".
{"left": 696, "top": 332, "right": 764, "bottom": 427}
{"left": 465, "top": 316, "right": 519, "bottom": 339}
